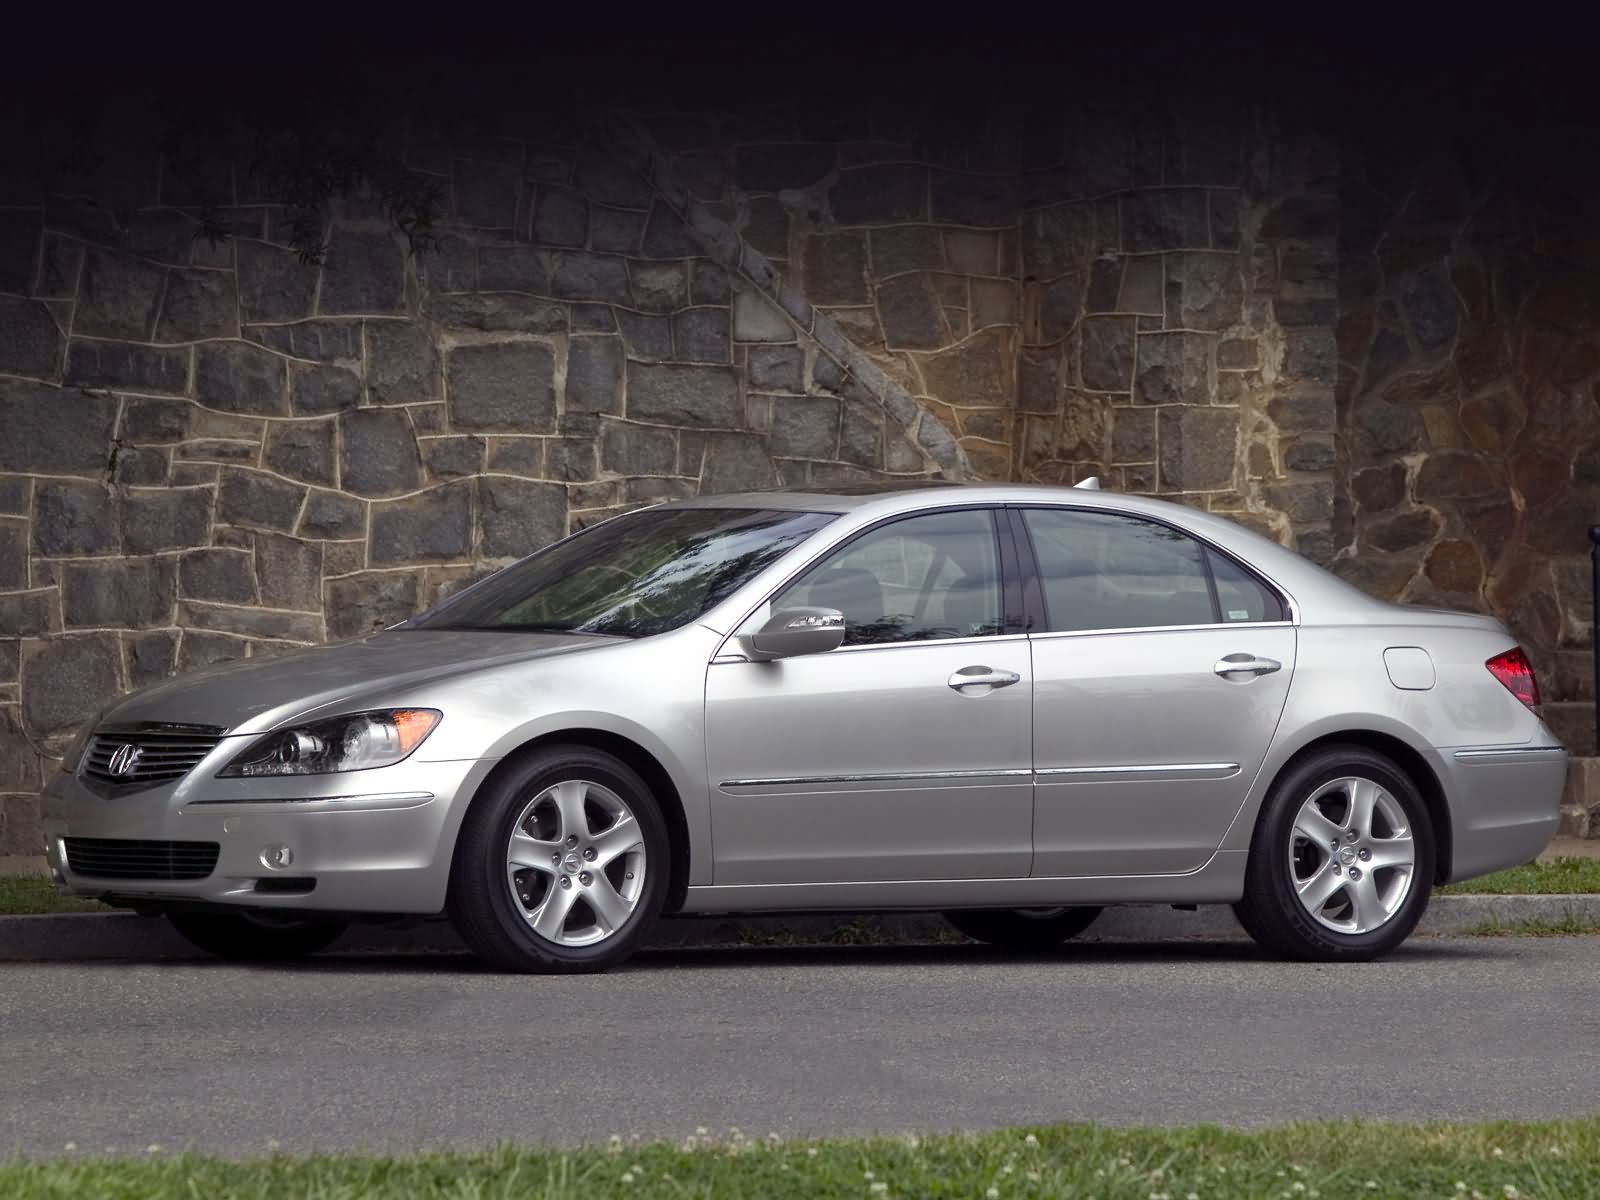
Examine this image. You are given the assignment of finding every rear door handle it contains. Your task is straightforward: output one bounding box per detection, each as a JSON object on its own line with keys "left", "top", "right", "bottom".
{"left": 948, "top": 665, "right": 1021, "bottom": 693}
{"left": 1214, "top": 654, "right": 1282, "bottom": 678}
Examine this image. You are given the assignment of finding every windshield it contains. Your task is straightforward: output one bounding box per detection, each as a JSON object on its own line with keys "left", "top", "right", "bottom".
{"left": 408, "top": 506, "right": 836, "bottom": 638}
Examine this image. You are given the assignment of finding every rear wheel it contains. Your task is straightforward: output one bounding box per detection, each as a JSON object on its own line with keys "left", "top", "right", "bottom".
{"left": 449, "top": 746, "right": 668, "bottom": 973}
{"left": 943, "top": 906, "right": 1104, "bottom": 949}
{"left": 1234, "top": 745, "right": 1434, "bottom": 962}
{"left": 167, "top": 910, "right": 347, "bottom": 961}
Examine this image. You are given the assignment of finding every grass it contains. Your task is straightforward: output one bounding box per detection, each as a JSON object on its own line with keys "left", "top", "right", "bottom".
{"left": 5, "top": 1120, "right": 1600, "bottom": 1198}
{"left": 1466, "top": 912, "right": 1600, "bottom": 937}
{"left": 0, "top": 875, "right": 107, "bottom": 915}
{"left": 1440, "top": 857, "right": 1600, "bottom": 896}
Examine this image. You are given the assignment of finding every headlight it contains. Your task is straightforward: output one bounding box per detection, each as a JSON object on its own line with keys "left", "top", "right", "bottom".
{"left": 218, "top": 709, "right": 441, "bottom": 777}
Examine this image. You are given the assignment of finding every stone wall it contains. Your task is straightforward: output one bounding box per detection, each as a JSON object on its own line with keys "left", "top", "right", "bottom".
{"left": 0, "top": 107, "right": 952, "bottom": 854}
{"left": 1335, "top": 120, "right": 1600, "bottom": 752}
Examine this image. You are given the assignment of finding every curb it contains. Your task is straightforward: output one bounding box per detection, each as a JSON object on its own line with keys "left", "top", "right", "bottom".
{"left": 3, "top": 894, "right": 1598, "bottom": 962}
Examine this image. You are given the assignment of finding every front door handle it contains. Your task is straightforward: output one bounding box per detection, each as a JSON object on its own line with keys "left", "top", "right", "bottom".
{"left": 1214, "top": 653, "right": 1282, "bottom": 678}
{"left": 948, "top": 665, "right": 1022, "bottom": 694}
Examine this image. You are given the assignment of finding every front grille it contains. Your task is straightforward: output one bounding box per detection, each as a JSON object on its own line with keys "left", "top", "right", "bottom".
{"left": 81, "top": 724, "right": 224, "bottom": 789}
{"left": 63, "top": 838, "right": 220, "bottom": 881}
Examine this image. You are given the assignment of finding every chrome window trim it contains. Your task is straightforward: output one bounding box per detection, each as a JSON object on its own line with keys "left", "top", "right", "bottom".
{"left": 720, "top": 768, "right": 1033, "bottom": 789}
{"left": 1028, "top": 620, "right": 1295, "bottom": 641}
{"left": 1007, "top": 501, "right": 1302, "bottom": 630}
{"left": 709, "top": 631, "right": 1030, "bottom": 664}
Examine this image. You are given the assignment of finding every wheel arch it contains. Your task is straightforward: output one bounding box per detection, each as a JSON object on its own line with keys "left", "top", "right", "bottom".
{"left": 447, "top": 728, "right": 693, "bottom": 915}
{"left": 1260, "top": 729, "right": 1453, "bottom": 884}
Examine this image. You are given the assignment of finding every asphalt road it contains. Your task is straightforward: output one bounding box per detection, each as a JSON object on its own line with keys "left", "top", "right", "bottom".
{"left": 4, "top": 937, "right": 1599, "bottom": 1156}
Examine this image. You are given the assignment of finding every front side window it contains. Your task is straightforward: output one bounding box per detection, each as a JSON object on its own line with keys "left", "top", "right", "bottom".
{"left": 1024, "top": 509, "right": 1212, "bottom": 632}
{"left": 409, "top": 507, "right": 835, "bottom": 638}
{"left": 773, "top": 508, "right": 1003, "bottom": 646}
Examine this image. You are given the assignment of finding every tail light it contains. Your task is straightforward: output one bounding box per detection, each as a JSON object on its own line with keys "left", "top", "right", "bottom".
{"left": 1486, "top": 647, "right": 1540, "bottom": 710}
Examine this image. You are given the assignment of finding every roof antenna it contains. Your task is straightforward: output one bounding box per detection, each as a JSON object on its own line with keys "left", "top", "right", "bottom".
{"left": 1072, "top": 475, "right": 1102, "bottom": 491}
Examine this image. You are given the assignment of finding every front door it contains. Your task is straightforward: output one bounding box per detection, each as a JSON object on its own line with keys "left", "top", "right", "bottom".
{"left": 1017, "top": 506, "right": 1297, "bottom": 877}
{"left": 704, "top": 507, "right": 1034, "bottom": 885}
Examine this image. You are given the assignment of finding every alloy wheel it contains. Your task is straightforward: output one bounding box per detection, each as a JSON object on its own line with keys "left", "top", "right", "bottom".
{"left": 505, "top": 779, "right": 646, "bottom": 947}
{"left": 1287, "top": 775, "right": 1416, "bottom": 935}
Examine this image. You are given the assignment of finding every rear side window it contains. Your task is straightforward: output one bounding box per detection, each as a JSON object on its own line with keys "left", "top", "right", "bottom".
{"left": 1210, "top": 549, "right": 1285, "bottom": 623}
{"left": 1021, "top": 508, "right": 1283, "bottom": 632}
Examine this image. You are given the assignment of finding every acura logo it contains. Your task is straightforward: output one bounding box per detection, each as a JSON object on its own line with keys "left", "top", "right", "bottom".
{"left": 106, "top": 743, "right": 144, "bottom": 778}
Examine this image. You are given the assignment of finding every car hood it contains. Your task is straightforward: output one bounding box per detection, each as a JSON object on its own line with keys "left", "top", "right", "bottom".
{"left": 100, "top": 630, "right": 620, "bottom": 734}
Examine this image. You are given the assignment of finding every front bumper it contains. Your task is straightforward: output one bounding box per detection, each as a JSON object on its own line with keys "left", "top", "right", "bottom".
{"left": 44, "top": 756, "right": 493, "bottom": 914}
{"left": 1437, "top": 733, "right": 1567, "bottom": 883}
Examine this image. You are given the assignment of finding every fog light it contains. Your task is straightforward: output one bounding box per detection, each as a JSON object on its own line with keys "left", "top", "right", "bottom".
{"left": 260, "top": 844, "right": 294, "bottom": 870}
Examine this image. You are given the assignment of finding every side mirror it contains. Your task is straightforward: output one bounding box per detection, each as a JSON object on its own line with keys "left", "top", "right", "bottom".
{"left": 744, "top": 607, "right": 846, "bottom": 661}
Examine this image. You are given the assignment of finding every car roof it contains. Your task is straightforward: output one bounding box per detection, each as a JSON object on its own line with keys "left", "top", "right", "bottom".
{"left": 666, "top": 481, "right": 1389, "bottom": 623}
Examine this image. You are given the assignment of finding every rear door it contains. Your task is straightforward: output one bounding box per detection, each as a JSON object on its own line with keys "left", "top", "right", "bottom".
{"left": 1016, "top": 506, "right": 1296, "bottom": 877}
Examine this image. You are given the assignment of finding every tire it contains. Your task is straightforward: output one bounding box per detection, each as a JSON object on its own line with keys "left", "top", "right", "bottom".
{"left": 1234, "top": 745, "right": 1435, "bottom": 962}
{"left": 167, "top": 910, "right": 347, "bottom": 961}
{"left": 448, "top": 746, "right": 669, "bottom": 973}
{"left": 942, "top": 906, "right": 1104, "bottom": 949}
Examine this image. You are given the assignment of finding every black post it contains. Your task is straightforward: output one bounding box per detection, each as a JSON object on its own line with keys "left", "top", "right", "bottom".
{"left": 1590, "top": 526, "right": 1600, "bottom": 756}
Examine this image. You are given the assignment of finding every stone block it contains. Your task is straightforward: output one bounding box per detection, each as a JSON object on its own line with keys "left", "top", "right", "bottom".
{"left": 0, "top": 519, "right": 23, "bottom": 589}
{"left": 630, "top": 262, "right": 689, "bottom": 313}
{"left": 1118, "top": 255, "right": 1163, "bottom": 315}
{"left": 488, "top": 438, "right": 544, "bottom": 476}
{"left": 931, "top": 171, "right": 1019, "bottom": 227}
{"left": 217, "top": 468, "right": 307, "bottom": 532}
{"left": 478, "top": 246, "right": 549, "bottom": 293}
{"left": 1086, "top": 257, "right": 1121, "bottom": 313}
{"left": 627, "top": 362, "right": 740, "bottom": 427}
{"left": 946, "top": 229, "right": 1000, "bottom": 276}
{"left": 61, "top": 557, "right": 176, "bottom": 629}
{"left": 1364, "top": 508, "right": 1441, "bottom": 553}
{"left": 35, "top": 234, "right": 81, "bottom": 300}
{"left": 673, "top": 308, "right": 730, "bottom": 363}
{"left": 249, "top": 533, "right": 322, "bottom": 612}
{"left": 1159, "top": 407, "right": 1238, "bottom": 491}
{"left": 446, "top": 342, "right": 558, "bottom": 434}
{"left": 196, "top": 341, "right": 290, "bottom": 416}
{"left": 575, "top": 151, "right": 653, "bottom": 209}
{"left": 830, "top": 164, "right": 929, "bottom": 224}
{"left": 1263, "top": 480, "right": 1336, "bottom": 526}
{"left": 477, "top": 477, "right": 566, "bottom": 559}
{"left": 868, "top": 226, "right": 942, "bottom": 278}
{"left": 319, "top": 228, "right": 407, "bottom": 315}
{"left": 971, "top": 279, "right": 1017, "bottom": 329}
{"left": 246, "top": 319, "right": 361, "bottom": 364}
{"left": 1165, "top": 252, "right": 1244, "bottom": 331}
{"left": 33, "top": 482, "right": 114, "bottom": 555}
{"left": 1123, "top": 189, "right": 1208, "bottom": 252}
{"left": 425, "top": 294, "right": 566, "bottom": 335}
{"left": 1282, "top": 328, "right": 1338, "bottom": 387}
{"left": 877, "top": 274, "right": 946, "bottom": 351}
{"left": 533, "top": 188, "right": 587, "bottom": 247}
{"left": 590, "top": 206, "right": 646, "bottom": 255}
{"left": 1414, "top": 449, "right": 1499, "bottom": 500}
{"left": 1036, "top": 271, "right": 1085, "bottom": 344}
{"left": 1017, "top": 349, "right": 1061, "bottom": 413}
{"left": 112, "top": 448, "right": 165, "bottom": 486}
{"left": 698, "top": 431, "right": 780, "bottom": 493}
{"left": 0, "top": 589, "right": 54, "bottom": 637}
{"left": 453, "top": 158, "right": 521, "bottom": 229}
{"left": 0, "top": 382, "right": 119, "bottom": 475}
{"left": 0, "top": 209, "right": 40, "bottom": 293}
{"left": 1081, "top": 317, "right": 1137, "bottom": 391}
{"left": 370, "top": 483, "right": 473, "bottom": 565}
{"left": 839, "top": 401, "right": 884, "bottom": 468}
{"left": 1136, "top": 332, "right": 1212, "bottom": 406}
{"left": 176, "top": 631, "right": 248, "bottom": 672}
{"left": 1399, "top": 266, "right": 1459, "bottom": 350}
{"left": 1020, "top": 203, "right": 1094, "bottom": 282}
{"left": 748, "top": 345, "right": 804, "bottom": 393}
{"left": 123, "top": 397, "right": 190, "bottom": 445}
{"left": 179, "top": 548, "right": 258, "bottom": 604}
{"left": 617, "top": 310, "right": 674, "bottom": 359}
{"left": 62, "top": 339, "right": 186, "bottom": 394}
{"left": 802, "top": 232, "right": 870, "bottom": 306}
{"left": 601, "top": 421, "right": 677, "bottom": 476}
{"left": 735, "top": 143, "right": 834, "bottom": 192}
{"left": 1283, "top": 436, "right": 1336, "bottom": 473}
{"left": 731, "top": 291, "right": 791, "bottom": 343}
{"left": 918, "top": 330, "right": 1014, "bottom": 410}
{"left": 421, "top": 435, "right": 484, "bottom": 480}
{"left": 545, "top": 437, "right": 596, "bottom": 482}
{"left": 641, "top": 202, "right": 701, "bottom": 258}
{"left": 338, "top": 408, "right": 423, "bottom": 497}
{"left": 300, "top": 490, "right": 367, "bottom": 540}
{"left": 550, "top": 252, "right": 630, "bottom": 303}
{"left": 0, "top": 296, "right": 62, "bottom": 379}
{"left": 264, "top": 421, "right": 338, "bottom": 486}
{"left": 1217, "top": 338, "right": 1259, "bottom": 370}
{"left": 74, "top": 247, "right": 164, "bottom": 340}
{"left": 155, "top": 267, "right": 238, "bottom": 341}
{"left": 770, "top": 397, "right": 841, "bottom": 458}
{"left": 691, "top": 263, "right": 732, "bottom": 307}
{"left": 1111, "top": 407, "right": 1157, "bottom": 463}
{"left": 181, "top": 601, "right": 321, "bottom": 644}
{"left": 22, "top": 634, "right": 120, "bottom": 735}
{"left": 121, "top": 488, "right": 212, "bottom": 554}
{"left": 0, "top": 639, "right": 15, "bottom": 684}
{"left": 236, "top": 239, "right": 318, "bottom": 323}
{"left": 124, "top": 629, "right": 178, "bottom": 688}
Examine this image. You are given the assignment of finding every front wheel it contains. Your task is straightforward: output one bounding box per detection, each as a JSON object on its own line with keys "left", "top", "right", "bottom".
{"left": 448, "top": 746, "right": 669, "bottom": 973}
{"left": 167, "top": 910, "right": 347, "bottom": 961}
{"left": 943, "top": 906, "right": 1104, "bottom": 949}
{"left": 1234, "top": 745, "right": 1435, "bottom": 962}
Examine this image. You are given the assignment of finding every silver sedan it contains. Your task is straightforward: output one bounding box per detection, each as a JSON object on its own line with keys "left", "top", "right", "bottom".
{"left": 44, "top": 482, "right": 1566, "bottom": 970}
